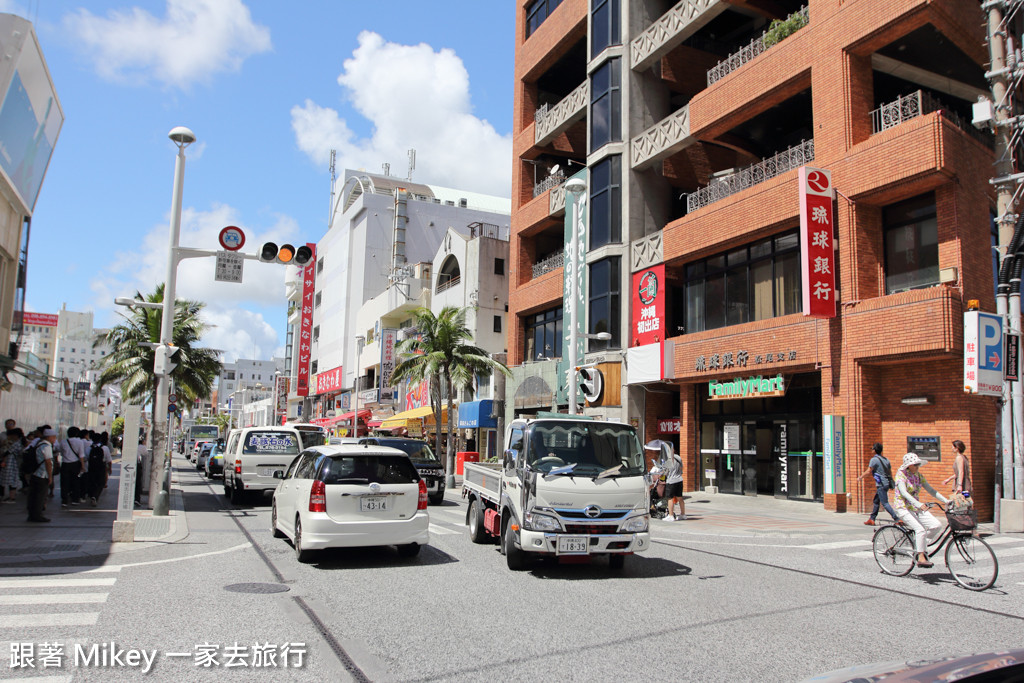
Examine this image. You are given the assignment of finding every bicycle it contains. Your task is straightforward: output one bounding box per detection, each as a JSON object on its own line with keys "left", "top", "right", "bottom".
{"left": 871, "top": 502, "right": 998, "bottom": 591}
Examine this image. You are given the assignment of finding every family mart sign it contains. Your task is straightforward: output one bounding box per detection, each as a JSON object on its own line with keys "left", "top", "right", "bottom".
{"left": 708, "top": 375, "right": 785, "bottom": 401}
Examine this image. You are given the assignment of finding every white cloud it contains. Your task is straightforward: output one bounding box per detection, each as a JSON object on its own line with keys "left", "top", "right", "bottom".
{"left": 291, "top": 31, "right": 511, "bottom": 198}
{"left": 90, "top": 203, "right": 298, "bottom": 362}
{"left": 64, "top": 0, "right": 271, "bottom": 89}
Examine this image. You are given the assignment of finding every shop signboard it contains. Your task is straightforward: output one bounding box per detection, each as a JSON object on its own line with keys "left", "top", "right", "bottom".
{"left": 405, "top": 379, "right": 429, "bottom": 411}
{"left": 296, "top": 243, "right": 316, "bottom": 397}
{"left": 408, "top": 418, "right": 423, "bottom": 438}
{"left": 1006, "top": 332, "right": 1020, "bottom": 382}
{"left": 20, "top": 311, "right": 57, "bottom": 327}
{"left": 708, "top": 375, "right": 785, "bottom": 401}
{"left": 658, "top": 418, "right": 680, "bottom": 434}
{"left": 822, "top": 415, "right": 846, "bottom": 495}
{"left": 798, "top": 166, "right": 836, "bottom": 318}
{"left": 274, "top": 375, "right": 289, "bottom": 421}
{"left": 723, "top": 423, "right": 740, "bottom": 451}
{"left": 379, "top": 328, "right": 397, "bottom": 395}
{"left": 963, "top": 310, "right": 1004, "bottom": 396}
{"left": 774, "top": 423, "right": 789, "bottom": 498}
{"left": 907, "top": 435, "right": 940, "bottom": 462}
{"left": 359, "top": 388, "right": 378, "bottom": 405}
{"left": 631, "top": 264, "right": 665, "bottom": 346}
{"left": 314, "top": 365, "right": 344, "bottom": 395}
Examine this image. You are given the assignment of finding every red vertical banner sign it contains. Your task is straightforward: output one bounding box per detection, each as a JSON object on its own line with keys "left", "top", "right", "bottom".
{"left": 631, "top": 264, "right": 666, "bottom": 346}
{"left": 799, "top": 167, "right": 836, "bottom": 318}
{"left": 297, "top": 243, "right": 317, "bottom": 396}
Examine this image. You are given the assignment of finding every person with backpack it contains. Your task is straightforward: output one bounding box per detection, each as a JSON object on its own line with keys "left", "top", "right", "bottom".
{"left": 86, "top": 432, "right": 108, "bottom": 507}
{"left": 59, "top": 426, "right": 85, "bottom": 508}
{"left": 856, "top": 442, "right": 897, "bottom": 526}
{"left": 24, "top": 427, "right": 55, "bottom": 522}
{"left": 0, "top": 427, "right": 25, "bottom": 502}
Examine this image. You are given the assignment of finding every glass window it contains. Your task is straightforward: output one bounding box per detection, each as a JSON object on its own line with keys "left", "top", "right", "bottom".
{"left": 590, "top": 155, "right": 621, "bottom": 248}
{"left": 591, "top": 0, "right": 620, "bottom": 57}
{"left": 590, "top": 59, "right": 621, "bottom": 152}
{"left": 884, "top": 192, "right": 938, "bottom": 294}
{"left": 494, "top": 258, "right": 505, "bottom": 276}
{"left": 525, "top": 306, "right": 563, "bottom": 360}
{"left": 321, "top": 455, "right": 419, "bottom": 484}
{"left": 589, "top": 257, "right": 621, "bottom": 350}
{"left": 525, "top": 0, "right": 563, "bottom": 38}
{"left": 493, "top": 315, "right": 502, "bottom": 333}
{"left": 682, "top": 230, "right": 801, "bottom": 333}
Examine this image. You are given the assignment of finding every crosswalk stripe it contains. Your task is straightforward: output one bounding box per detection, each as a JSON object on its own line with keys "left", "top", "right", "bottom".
{"left": 996, "top": 562, "right": 1024, "bottom": 575}
{"left": 0, "top": 578, "right": 116, "bottom": 589}
{"left": 0, "top": 566, "right": 121, "bottom": 576}
{"left": 979, "top": 537, "right": 1024, "bottom": 546}
{"left": 0, "top": 613, "right": 100, "bottom": 628}
{"left": 429, "top": 523, "right": 461, "bottom": 536}
{"left": 844, "top": 550, "right": 876, "bottom": 559}
{"left": 799, "top": 540, "right": 871, "bottom": 550}
{"left": 0, "top": 593, "right": 109, "bottom": 606}
{"left": 992, "top": 546, "right": 1024, "bottom": 558}
{"left": 4, "top": 676, "right": 72, "bottom": 683}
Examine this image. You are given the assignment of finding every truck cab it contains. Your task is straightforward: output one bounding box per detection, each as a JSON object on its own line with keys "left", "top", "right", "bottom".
{"left": 463, "top": 415, "right": 651, "bottom": 570}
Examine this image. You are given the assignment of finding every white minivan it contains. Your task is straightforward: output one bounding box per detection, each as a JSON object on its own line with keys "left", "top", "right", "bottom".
{"left": 271, "top": 444, "right": 430, "bottom": 563}
{"left": 223, "top": 426, "right": 302, "bottom": 504}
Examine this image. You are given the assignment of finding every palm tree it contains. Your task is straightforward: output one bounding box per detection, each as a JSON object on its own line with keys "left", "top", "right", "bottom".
{"left": 391, "top": 306, "right": 511, "bottom": 485}
{"left": 94, "top": 284, "right": 222, "bottom": 448}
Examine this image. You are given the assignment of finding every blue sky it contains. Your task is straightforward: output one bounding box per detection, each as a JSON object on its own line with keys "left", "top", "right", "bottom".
{"left": 13, "top": 0, "right": 514, "bottom": 362}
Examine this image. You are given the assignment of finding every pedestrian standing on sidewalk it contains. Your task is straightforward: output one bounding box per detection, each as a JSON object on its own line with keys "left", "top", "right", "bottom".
{"left": 59, "top": 427, "right": 84, "bottom": 508}
{"left": 85, "top": 432, "right": 107, "bottom": 506}
{"left": 99, "top": 432, "right": 113, "bottom": 489}
{"left": 941, "top": 439, "right": 972, "bottom": 497}
{"left": 0, "top": 427, "right": 25, "bottom": 502}
{"left": 893, "top": 452, "right": 948, "bottom": 568}
{"left": 25, "top": 427, "right": 55, "bottom": 522}
{"left": 661, "top": 442, "right": 687, "bottom": 521}
{"left": 856, "top": 442, "right": 897, "bottom": 526}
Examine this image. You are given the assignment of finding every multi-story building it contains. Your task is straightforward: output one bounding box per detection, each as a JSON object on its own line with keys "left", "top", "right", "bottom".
{"left": 285, "top": 169, "right": 511, "bottom": 426}
{"left": 217, "top": 357, "right": 286, "bottom": 413}
{"left": 510, "top": 0, "right": 998, "bottom": 517}
{"left": 17, "top": 312, "right": 57, "bottom": 374}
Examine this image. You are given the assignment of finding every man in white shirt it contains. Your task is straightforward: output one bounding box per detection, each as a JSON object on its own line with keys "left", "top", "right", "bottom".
{"left": 27, "top": 427, "right": 55, "bottom": 522}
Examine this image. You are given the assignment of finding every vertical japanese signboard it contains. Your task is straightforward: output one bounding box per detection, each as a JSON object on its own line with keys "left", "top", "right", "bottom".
{"left": 798, "top": 167, "right": 836, "bottom": 318}
{"left": 297, "top": 243, "right": 316, "bottom": 396}
{"left": 631, "top": 264, "right": 665, "bottom": 346}
{"left": 275, "top": 375, "right": 289, "bottom": 423}
{"left": 379, "top": 328, "right": 397, "bottom": 402}
{"left": 557, "top": 170, "right": 587, "bottom": 404}
{"left": 822, "top": 415, "right": 846, "bottom": 495}
{"left": 964, "top": 310, "right": 1004, "bottom": 396}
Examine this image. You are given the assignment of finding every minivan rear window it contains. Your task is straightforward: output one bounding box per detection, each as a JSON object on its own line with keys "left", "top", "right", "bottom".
{"left": 243, "top": 431, "right": 300, "bottom": 455}
{"left": 320, "top": 455, "right": 419, "bottom": 485}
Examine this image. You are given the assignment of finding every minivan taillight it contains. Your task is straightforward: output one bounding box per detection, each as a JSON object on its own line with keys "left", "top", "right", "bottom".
{"left": 234, "top": 458, "right": 241, "bottom": 474}
{"left": 417, "top": 479, "right": 428, "bottom": 510}
{"left": 309, "top": 479, "right": 326, "bottom": 513}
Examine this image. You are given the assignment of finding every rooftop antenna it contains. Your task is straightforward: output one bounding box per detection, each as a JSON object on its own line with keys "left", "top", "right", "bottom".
{"left": 407, "top": 148, "right": 416, "bottom": 181}
{"left": 328, "top": 149, "right": 336, "bottom": 226}
{"left": 382, "top": 162, "right": 390, "bottom": 176}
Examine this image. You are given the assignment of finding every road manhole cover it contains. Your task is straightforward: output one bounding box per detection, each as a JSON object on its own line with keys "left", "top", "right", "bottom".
{"left": 224, "top": 582, "right": 290, "bottom": 594}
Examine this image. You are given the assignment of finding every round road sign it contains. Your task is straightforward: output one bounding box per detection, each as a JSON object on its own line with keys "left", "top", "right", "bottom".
{"left": 219, "top": 226, "right": 245, "bottom": 251}
{"left": 168, "top": 393, "right": 178, "bottom": 404}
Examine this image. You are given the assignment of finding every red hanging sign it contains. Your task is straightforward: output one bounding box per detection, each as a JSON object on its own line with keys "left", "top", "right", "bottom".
{"left": 631, "top": 264, "right": 666, "bottom": 346}
{"left": 799, "top": 167, "right": 836, "bottom": 318}
{"left": 297, "top": 243, "right": 316, "bottom": 397}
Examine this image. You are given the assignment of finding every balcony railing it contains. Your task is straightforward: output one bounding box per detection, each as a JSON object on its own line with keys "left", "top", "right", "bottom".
{"left": 686, "top": 138, "right": 815, "bottom": 213}
{"left": 535, "top": 81, "right": 589, "bottom": 146}
{"left": 532, "top": 251, "right": 564, "bottom": 278}
{"left": 534, "top": 170, "right": 566, "bottom": 198}
{"left": 436, "top": 275, "right": 461, "bottom": 294}
{"left": 631, "top": 0, "right": 724, "bottom": 71}
{"left": 706, "top": 6, "right": 808, "bottom": 86}
{"left": 870, "top": 90, "right": 994, "bottom": 148}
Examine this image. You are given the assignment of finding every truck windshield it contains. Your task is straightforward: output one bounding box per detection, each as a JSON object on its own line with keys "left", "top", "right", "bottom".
{"left": 526, "top": 422, "right": 645, "bottom": 476}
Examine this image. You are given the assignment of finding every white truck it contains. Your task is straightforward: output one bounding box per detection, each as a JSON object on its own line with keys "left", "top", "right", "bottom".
{"left": 462, "top": 415, "right": 651, "bottom": 570}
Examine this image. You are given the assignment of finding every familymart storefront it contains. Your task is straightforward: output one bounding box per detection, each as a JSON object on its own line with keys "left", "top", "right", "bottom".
{"left": 697, "top": 372, "right": 825, "bottom": 502}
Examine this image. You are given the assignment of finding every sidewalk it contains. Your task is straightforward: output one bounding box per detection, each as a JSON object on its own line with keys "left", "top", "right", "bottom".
{"left": 0, "top": 458, "right": 188, "bottom": 565}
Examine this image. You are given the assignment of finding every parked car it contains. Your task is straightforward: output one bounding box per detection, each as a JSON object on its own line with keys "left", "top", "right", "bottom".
{"left": 223, "top": 426, "right": 303, "bottom": 504}
{"left": 191, "top": 440, "right": 211, "bottom": 464}
{"left": 196, "top": 442, "right": 215, "bottom": 471}
{"left": 205, "top": 443, "right": 224, "bottom": 478}
{"left": 271, "top": 444, "right": 430, "bottom": 563}
{"left": 358, "top": 437, "right": 445, "bottom": 504}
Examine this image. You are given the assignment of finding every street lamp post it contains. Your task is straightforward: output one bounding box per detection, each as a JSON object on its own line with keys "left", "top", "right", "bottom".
{"left": 564, "top": 177, "right": 586, "bottom": 415}
{"left": 354, "top": 335, "right": 365, "bottom": 438}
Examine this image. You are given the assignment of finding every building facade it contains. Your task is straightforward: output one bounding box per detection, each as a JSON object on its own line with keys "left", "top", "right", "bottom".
{"left": 510, "top": 0, "right": 998, "bottom": 516}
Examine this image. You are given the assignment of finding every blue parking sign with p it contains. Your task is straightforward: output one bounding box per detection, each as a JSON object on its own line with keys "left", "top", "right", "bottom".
{"left": 979, "top": 312, "right": 1003, "bottom": 371}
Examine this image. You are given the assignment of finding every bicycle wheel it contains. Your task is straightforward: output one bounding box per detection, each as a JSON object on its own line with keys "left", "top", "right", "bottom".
{"left": 873, "top": 525, "right": 915, "bottom": 576}
{"left": 945, "top": 534, "right": 998, "bottom": 591}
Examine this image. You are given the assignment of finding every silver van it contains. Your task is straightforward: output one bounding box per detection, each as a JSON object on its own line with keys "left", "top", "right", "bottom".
{"left": 223, "top": 426, "right": 302, "bottom": 504}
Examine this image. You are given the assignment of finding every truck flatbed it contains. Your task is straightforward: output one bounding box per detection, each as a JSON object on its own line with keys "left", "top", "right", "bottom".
{"left": 462, "top": 461, "right": 502, "bottom": 504}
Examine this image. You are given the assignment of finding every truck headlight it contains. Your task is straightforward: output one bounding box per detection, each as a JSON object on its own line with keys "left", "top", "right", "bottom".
{"left": 524, "top": 511, "right": 561, "bottom": 532}
{"left": 621, "top": 515, "right": 649, "bottom": 533}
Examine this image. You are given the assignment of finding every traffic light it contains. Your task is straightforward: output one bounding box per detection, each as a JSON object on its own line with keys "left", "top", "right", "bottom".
{"left": 154, "top": 344, "right": 180, "bottom": 376}
{"left": 260, "top": 242, "right": 314, "bottom": 265}
{"left": 578, "top": 366, "right": 604, "bottom": 403}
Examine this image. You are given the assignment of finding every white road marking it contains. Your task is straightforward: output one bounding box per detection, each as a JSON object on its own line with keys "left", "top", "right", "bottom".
{"left": 0, "top": 613, "right": 100, "bottom": 628}
{"left": 0, "top": 593, "right": 108, "bottom": 605}
{"left": 980, "top": 536, "right": 1024, "bottom": 545}
{"left": 117, "top": 542, "right": 251, "bottom": 568}
{"left": 844, "top": 551, "right": 877, "bottom": 559}
{"left": 4, "top": 676, "right": 72, "bottom": 683}
{"left": 0, "top": 566, "right": 121, "bottom": 576}
{"left": 996, "top": 562, "right": 1024, "bottom": 575}
{"left": 429, "top": 523, "right": 461, "bottom": 536}
{"left": 991, "top": 546, "right": 1024, "bottom": 558}
{"left": 0, "top": 577, "right": 116, "bottom": 589}
{"left": 799, "top": 540, "right": 871, "bottom": 550}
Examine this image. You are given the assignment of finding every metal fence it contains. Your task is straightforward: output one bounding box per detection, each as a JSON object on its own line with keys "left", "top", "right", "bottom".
{"left": 707, "top": 6, "right": 809, "bottom": 86}
{"left": 870, "top": 90, "right": 994, "bottom": 148}
{"left": 533, "top": 171, "right": 566, "bottom": 198}
{"left": 532, "top": 251, "right": 564, "bottom": 278}
{"left": 686, "top": 138, "right": 815, "bottom": 213}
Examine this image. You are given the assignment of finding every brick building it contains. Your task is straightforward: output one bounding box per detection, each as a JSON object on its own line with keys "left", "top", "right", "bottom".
{"left": 508, "top": 0, "right": 999, "bottom": 516}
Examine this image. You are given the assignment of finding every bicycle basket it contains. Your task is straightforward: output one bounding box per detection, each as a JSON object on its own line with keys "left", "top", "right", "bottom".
{"left": 946, "top": 508, "right": 977, "bottom": 531}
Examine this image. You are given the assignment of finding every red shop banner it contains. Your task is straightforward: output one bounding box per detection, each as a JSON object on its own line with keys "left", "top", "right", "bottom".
{"left": 314, "top": 365, "right": 344, "bottom": 395}
{"left": 631, "top": 264, "right": 666, "bottom": 346}
{"left": 658, "top": 418, "right": 680, "bottom": 434}
{"left": 799, "top": 167, "right": 836, "bottom": 318}
{"left": 297, "top": 243, "right": 317, "bottom": 396}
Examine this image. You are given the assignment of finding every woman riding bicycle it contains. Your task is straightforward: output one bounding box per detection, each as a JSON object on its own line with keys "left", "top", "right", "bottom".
{"left": 893, "top": 452, "right": 948, "bottom": 568}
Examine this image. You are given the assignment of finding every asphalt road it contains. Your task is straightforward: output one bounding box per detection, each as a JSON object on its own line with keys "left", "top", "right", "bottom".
{"left": 5, "top": 456, "right": 1024, "bottom": 682}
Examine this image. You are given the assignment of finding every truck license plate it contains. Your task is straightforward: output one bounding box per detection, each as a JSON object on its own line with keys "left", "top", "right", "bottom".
{"left": 557, "top": 536, "right": 589, "bottom": 555}
{"left": 360, "top": 496, "right": 388, "bottom": 512}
